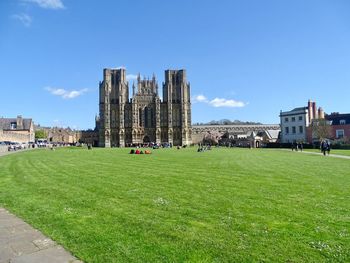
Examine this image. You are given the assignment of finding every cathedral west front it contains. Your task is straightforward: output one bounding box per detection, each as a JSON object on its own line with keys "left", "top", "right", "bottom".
{"left": 98, "top": 68, "right": 192, "bottom": 147}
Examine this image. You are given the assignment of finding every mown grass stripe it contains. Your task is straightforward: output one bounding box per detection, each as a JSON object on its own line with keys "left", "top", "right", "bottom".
{"left": 0, "top": 147, "right": 349, "bottom": 262}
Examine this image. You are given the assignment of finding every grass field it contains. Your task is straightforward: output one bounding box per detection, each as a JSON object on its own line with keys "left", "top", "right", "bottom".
{"left": 0, "top": 147, "right": 349, "bottom": 262}
{"left": 303, "top": 148, "right": 350, "bottom": 156}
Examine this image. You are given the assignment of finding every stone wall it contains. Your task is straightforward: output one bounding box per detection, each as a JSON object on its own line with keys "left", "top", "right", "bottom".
{"left": 77, "top": 130, "right": 99, "bottom": 146}
{"left": 192, "top": 132, "right": 206, "bottom": 145}
{"left": 0, "top": 145, "right": 8, "bottom": 153}
{"left": 0, "top": 130, "right": 33, "bottom": 143}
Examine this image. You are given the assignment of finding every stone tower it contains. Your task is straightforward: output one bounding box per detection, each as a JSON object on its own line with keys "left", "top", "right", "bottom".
{"left": 162, "top": 70, "right": 192, "bottom": 146}
{"left": 99, "top": 68, "right": 192, "bottom": 147}
{"left": 99, "top": 68, "right": 129, "bottom": 147}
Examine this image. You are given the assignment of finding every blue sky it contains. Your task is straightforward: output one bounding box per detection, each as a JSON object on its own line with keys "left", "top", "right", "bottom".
{"left": 1, "top": 0, "right": 350, "bottom": 129}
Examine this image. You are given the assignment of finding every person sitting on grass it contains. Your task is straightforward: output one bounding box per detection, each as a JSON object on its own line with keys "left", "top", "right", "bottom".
{"left": 135, "top": 149, "right": 140, "bottom": 154}
{"left": 140, "top": 150, "right": 144, "bottom": 154}
{"left": 145, "top": 150, "right": 151, "bottom": 154}
{"left": 130, "top": 149, "right": 135, "bottom": 154}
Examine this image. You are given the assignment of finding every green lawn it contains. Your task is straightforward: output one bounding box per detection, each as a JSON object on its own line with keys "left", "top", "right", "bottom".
{"left": 0, "top": 147, "right": 349, "bottom": 262}
{"left": 304, "top": 148, "right": 350, "bottom": 156}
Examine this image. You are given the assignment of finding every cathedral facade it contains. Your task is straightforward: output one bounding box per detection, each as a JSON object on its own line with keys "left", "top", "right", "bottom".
{"left": 98, "top": 68, "right": 192, "bottom": 147}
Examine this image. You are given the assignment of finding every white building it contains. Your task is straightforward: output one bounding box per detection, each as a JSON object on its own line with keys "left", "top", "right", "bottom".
{"left": 280, "top": 100, "right": 325, "bottom": 143}
{"left": 280, "top": 107, "right": 309, "bottom": 143}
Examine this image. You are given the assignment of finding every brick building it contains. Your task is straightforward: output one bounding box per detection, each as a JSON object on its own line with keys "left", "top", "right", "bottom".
{"left": 325, "top": 113, "right": 350, "bottom": 142}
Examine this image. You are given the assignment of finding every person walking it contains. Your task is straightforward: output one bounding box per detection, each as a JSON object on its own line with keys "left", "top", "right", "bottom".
{"left": 326, "top": 140, "right": 331, "bottom": 155}
{"left": 321, "top": 140, "right": 327, "bottom": 156}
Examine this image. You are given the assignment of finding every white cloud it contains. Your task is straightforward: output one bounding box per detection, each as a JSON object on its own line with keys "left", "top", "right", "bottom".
{"left": 11, "top": 13, "right": 32, "bottom": 27}
{"left": 112, "top": 66, "right": 126, "bottom": 70}
{"left": 209, "top": 98, "right": 245, "bottom": 108}
{"left": 126, "top": 74, "right": 138, "bottom": 81}
{"left": 45, "top": 87, "right": 88, "bottom": 99}
{"left": 23, "top": 0, "right": 65, "bottom": 9}
{"left": 192, "top": 94, "right": 208, "bottom": 103}
{"left": 192, "top": 94, "right": 246, "bottom": 108}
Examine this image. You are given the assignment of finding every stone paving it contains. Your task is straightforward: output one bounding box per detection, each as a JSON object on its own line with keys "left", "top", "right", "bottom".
{"left": 0, "top": 208, "right": 82, "bottom": 263}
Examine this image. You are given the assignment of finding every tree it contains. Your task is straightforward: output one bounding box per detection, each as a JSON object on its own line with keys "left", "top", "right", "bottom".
{"left": 35, "top": 130, "right": 47, "bottom": 139}
{"left": 311, "top": 119, "right": 331, "bottom": 141}
{"left": 202, "top": 131, "right": 221, "bottom": 145}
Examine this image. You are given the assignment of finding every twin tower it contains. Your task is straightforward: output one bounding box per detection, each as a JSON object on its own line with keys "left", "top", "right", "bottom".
{"left": 98, "top": 68, "right": 192, "bottom": 147}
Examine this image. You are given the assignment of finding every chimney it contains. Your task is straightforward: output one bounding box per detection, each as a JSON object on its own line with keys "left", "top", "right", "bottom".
{"left": 312, "top": 102, "right": 318, "bottom": 119}
{"left": 318, "top": 107, "right": 325, "bottom": 119}
{"left": 16, "top": 115, "right": 23, "bottom": 130}
{"left": 308, "top": 100, "right": 313, "bottom": 123}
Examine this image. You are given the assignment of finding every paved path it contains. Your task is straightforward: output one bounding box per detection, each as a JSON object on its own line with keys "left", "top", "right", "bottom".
{"left": 278, "top": 148, "right": 350, "bottom": 159}
{"left": 301, "top": 150, "right": 350, "bottom": 159}
{"left": 0, "top": 150, "right": 82, "bottom": 263}
{"left": 0, "top": 208, "right": 82, "bottom": 263}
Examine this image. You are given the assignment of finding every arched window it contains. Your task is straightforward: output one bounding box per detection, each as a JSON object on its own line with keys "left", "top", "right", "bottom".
{"left": 144, "top": 107, "right": 148, "bottom": 128}
{"left": 150, "top": 108, "right": 154, "bottom": 127}
{"left": 139, "top": 108, "right": 143, "bottom": 127}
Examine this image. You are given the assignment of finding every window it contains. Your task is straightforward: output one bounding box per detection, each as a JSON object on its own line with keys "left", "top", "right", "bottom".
{"left": 10, "top": 122, "right": 17, "bottom": 129}
{"left": 285, "top": 127, "right": 289, "bottom": 134}
{"left": 340, "top": 120, "right": 346, "bottom": 125}
{"left": 299, "top": 116, "right": 303, "bottom": 121}
{"left": 291, "top": 117, "right": 296, "bottom": 122}
{"left": 284, "top": 117, "right": 289, "bottom": 122}
{"left": 292, "top": 126, "right": 296, "bottom": 134}
{"left": 299, "top": 126, "right": 303, "bottom": 133}
{"left": 336, "top": 129, "right": 344, "bottom": 138}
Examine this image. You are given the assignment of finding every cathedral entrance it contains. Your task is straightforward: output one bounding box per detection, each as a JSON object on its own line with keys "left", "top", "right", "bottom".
{"left": 143, "top": 136, "right": 150, "bottom": 143}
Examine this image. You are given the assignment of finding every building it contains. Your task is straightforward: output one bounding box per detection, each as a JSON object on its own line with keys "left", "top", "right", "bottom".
{"left": 46, "top": 127, "right": 79, "bottom": 144}
{"left": 325, "top": 113, "right": 350, "bottom": 142}
{"left": 98, "top": 68, "right": 192, "bottom": 147}
{"left": 192, "top": 124, "right": 280, "bottom": 145}
{"left": 34, "top": 125, "right": 80, "bottom": 144}
{"left": 77, "top": 129, "right": 99, "bottom": 147}
{"left": 0, "top": 116, "right": 35, "bottom": 143}
{"left": 280, "top": 100, "right": 324, "bottom": 143}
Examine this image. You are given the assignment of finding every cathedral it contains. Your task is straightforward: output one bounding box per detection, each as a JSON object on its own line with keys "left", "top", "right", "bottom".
{"left": 98, "top": 68, "right": 192, "bottom": 147}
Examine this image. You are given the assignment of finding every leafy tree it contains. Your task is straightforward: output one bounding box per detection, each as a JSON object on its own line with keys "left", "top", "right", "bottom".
{"left": 35, "top": 130, "right": 47, "bottom": 139}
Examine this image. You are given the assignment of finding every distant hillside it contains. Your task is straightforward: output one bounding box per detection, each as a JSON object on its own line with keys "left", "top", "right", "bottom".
{"left": 193, "top": 119, "right": 262, "bottom": 125}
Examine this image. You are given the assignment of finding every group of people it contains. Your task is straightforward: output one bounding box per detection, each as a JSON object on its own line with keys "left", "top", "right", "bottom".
{"left": 197, "top": 145, "right": 212, "bottom": 152}
{"left": 291, "top": 142, "right": 304, "bottom": 152}
{"left": 129, "top": 149, "right": 152, "bottom": 154}
{"left": 320, "top": 140, "right": 331, "bottom": 156}
{"left": 125, "top": 142, "right": 172, "bottom": 148}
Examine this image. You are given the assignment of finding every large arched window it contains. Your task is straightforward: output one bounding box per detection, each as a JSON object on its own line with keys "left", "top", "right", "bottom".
{"left": 144, "top": 107, "right": 153, "bottom": 128}
{"left": 144, "top": 107, "right": 149, "bottom": 128}
{"left": 139, "top": 108, "right": 143, "bottom": 127}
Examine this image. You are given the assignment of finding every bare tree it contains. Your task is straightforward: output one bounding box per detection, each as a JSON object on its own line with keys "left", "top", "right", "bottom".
{"left": 311, "top": 119, "right": 331, "bottom": 141}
